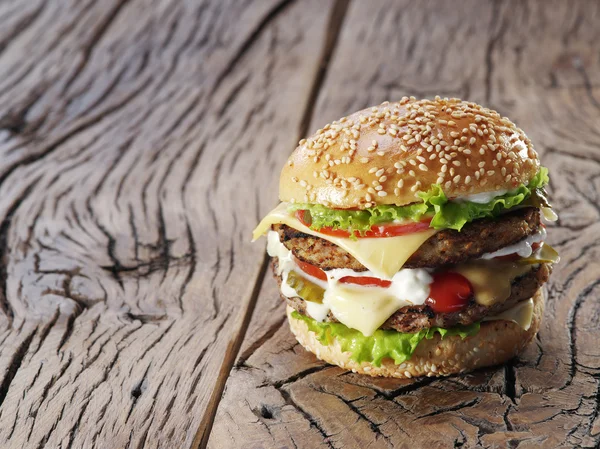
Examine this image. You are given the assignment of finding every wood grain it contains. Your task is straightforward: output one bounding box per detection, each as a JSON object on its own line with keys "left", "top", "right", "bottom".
{"left": 0, "top": 0, "right": 335, "bottom": 447}
{"left": 209, "top": 1, "right": 600, "bottom": 448}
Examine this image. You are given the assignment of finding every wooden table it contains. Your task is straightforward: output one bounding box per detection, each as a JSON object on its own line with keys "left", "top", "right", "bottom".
{"left": 0, "top": 1, "right": 598, "bottom": 448}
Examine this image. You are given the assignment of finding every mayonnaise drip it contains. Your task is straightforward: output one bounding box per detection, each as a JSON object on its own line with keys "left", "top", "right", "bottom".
{"left": 480, "top": 228, "right": 546, "bottom": 259}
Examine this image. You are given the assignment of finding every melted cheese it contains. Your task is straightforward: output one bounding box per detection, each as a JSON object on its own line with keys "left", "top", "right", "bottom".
{"left": 484, "top": 298, "right": 534, "bottom": 331}
{"left": 455, "top": 260, "right": 533, "bottom": 307}
{"left": 253, "top": 203, "right": 437, "bottom": 279}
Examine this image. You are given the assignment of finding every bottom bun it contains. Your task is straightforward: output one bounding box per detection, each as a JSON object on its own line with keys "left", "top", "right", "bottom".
{"left": 287, "top": 289, "right": 544, "bottom": 378}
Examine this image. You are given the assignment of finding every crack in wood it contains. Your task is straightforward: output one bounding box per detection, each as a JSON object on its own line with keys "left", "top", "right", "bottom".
{"left": 415, "top": 398, "right": 482, "bottom": 420}
{"left": 0, "top": 328, "right": 37, "bottom": 408}
{"left": 564, "top": 279, "right": 600, "bottom": 390}
{"left": 0, "top": 176, "right": 42, "bottom": 323}
{"left": 504, "top": 362, "right": 517, "bottom": 403}
{"left": 210, "top": 0, "right": 296, "bottom": 99}
{"left": 63, "top": 0, "right": 131, "bottom": 92}
{"left": 484, "top": 0, "right": 507, "bottom": 104}
{"left": 277, "top": 386, "right": 336, "bottom": 448}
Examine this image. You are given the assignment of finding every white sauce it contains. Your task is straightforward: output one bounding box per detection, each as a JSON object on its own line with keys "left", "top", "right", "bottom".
{"left": 480, "top": 228, "right": 546, "bottom": 259}
{"left": 267, "top": 231, "right": 300, "bottom": 298}
{"left": 457, "top": 189, "right": 508, "bottom": 204}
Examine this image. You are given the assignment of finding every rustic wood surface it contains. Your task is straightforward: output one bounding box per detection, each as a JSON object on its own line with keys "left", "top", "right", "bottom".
{"left": 209, "top": 1, "right": 600, "bottom": 448}
{"left": 0, "top": 0, "right": 597, "bottom": 448}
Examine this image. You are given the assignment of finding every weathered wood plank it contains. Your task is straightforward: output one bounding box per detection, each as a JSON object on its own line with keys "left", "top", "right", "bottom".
{"left": 0, "top": 0, "right": 334, "bottom": 447}
{"left": 209, "top": 1, "right": 600, "bottom": 448}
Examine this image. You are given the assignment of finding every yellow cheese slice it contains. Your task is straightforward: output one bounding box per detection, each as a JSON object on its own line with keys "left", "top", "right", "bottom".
{"left": 324, "top": 284, "right": 413, "bottom": 336}
{"left": 253, "top": 203, "right": 438, "bottom": 279}
{"left": 485, "top": 298, "right": 534, "bottom": 331}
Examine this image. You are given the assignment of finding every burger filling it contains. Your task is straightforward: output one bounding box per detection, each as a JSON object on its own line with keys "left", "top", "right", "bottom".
{"left": 253, "top": 168, "right": 558, "bottom": 366}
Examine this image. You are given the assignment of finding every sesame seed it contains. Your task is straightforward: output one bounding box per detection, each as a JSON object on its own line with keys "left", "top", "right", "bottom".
{"left": 375, "top": 185, "right": 383, "bottom": 191}
{"left": 419, "top": 164, "right": 428, "bottom": 171}
{"left": 453, "top": 175, "right": 461, "bottom": 183}
{"left": 369, "top": 167, "right": 378, "bottom": 174}
{"left": 376, "top": 168, "right": 385, "bottom": 177}
{"left": 360, "top": 157, "right": 369, "bottom": 163}
{"left": 379, "top": 175, "right": 387, "bottom": 182}
{"left": 452, "top": 161, "right": 461, "bottom": 166}
{"left": 377, "top": 191, "right": 388, "bottom": 197}
{"left": 397, "top": 179, "right": 404, "bottom": 187}
{"left": 377, "top": 151, "right": 385, "bottom": 156}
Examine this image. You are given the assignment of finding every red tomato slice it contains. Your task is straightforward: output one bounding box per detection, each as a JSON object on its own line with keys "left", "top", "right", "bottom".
{"left": 362, "top": 219, "right": 432, "bottom": 237}
{"left": 295, "top": 210, "right": 432, "bottom": 238}
{"left": 339, "top": 276, "right": 392, "bottom": 288}
{"left": 294, "top": 257, "right": 327, "bottom": 281}
{"left": 426, "top": 271, "right": 473, "bottom": 313}
{"left": 293, "top": 257, "right": 391, "bottom": 287}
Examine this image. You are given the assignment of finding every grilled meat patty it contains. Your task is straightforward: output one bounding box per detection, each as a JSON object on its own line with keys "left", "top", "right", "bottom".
{"left": 274, "top": 207, "right": 541, "bottom": 271}
{"left": 273, "top": 258, "right": 550, "bottom": 333}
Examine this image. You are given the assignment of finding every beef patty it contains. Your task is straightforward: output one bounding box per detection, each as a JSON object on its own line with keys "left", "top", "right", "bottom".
{"left": 273, "top": 258, "right": 551, "bottom": 333}
{"left": 274, "top": 207, "right": 541, "bottom": 271}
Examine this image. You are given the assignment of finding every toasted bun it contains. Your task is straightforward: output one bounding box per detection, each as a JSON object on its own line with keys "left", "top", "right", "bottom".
{"left": 280, "top": 97, "right": 540, "bottom": 209}
{"left": 287, "top": 289, "right": 544, "bottom": 378}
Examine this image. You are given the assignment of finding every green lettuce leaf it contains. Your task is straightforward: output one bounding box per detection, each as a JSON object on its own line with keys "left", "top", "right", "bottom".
{"left": 291, "top": 311, "right": 480, "bottom": 367}
{"left": 288, "top": 201, "right": 430, "bottom": 235}
{"left": 420, "top": 167, "right": 549, "bottom": 231}
{"left": 289, "top": 167, "right": 549, "bottom": 233}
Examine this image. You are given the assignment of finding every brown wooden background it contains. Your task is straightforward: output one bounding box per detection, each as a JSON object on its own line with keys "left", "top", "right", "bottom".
{"left": 0, "top": 1, "right": 598, "bottom": 448}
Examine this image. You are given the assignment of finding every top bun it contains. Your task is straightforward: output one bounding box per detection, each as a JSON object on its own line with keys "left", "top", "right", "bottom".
{"left": 280, "top": 97, "right": 540, "bottom": 209}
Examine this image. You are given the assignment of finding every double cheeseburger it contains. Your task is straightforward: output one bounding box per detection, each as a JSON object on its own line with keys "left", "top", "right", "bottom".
{"left": 253, "top": 97, "right": 558, "bottom": 378}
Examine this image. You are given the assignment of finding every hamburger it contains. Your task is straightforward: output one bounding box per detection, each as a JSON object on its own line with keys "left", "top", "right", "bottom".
{"left": 253, "top": 97, "right": 559, "bottom": 378}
